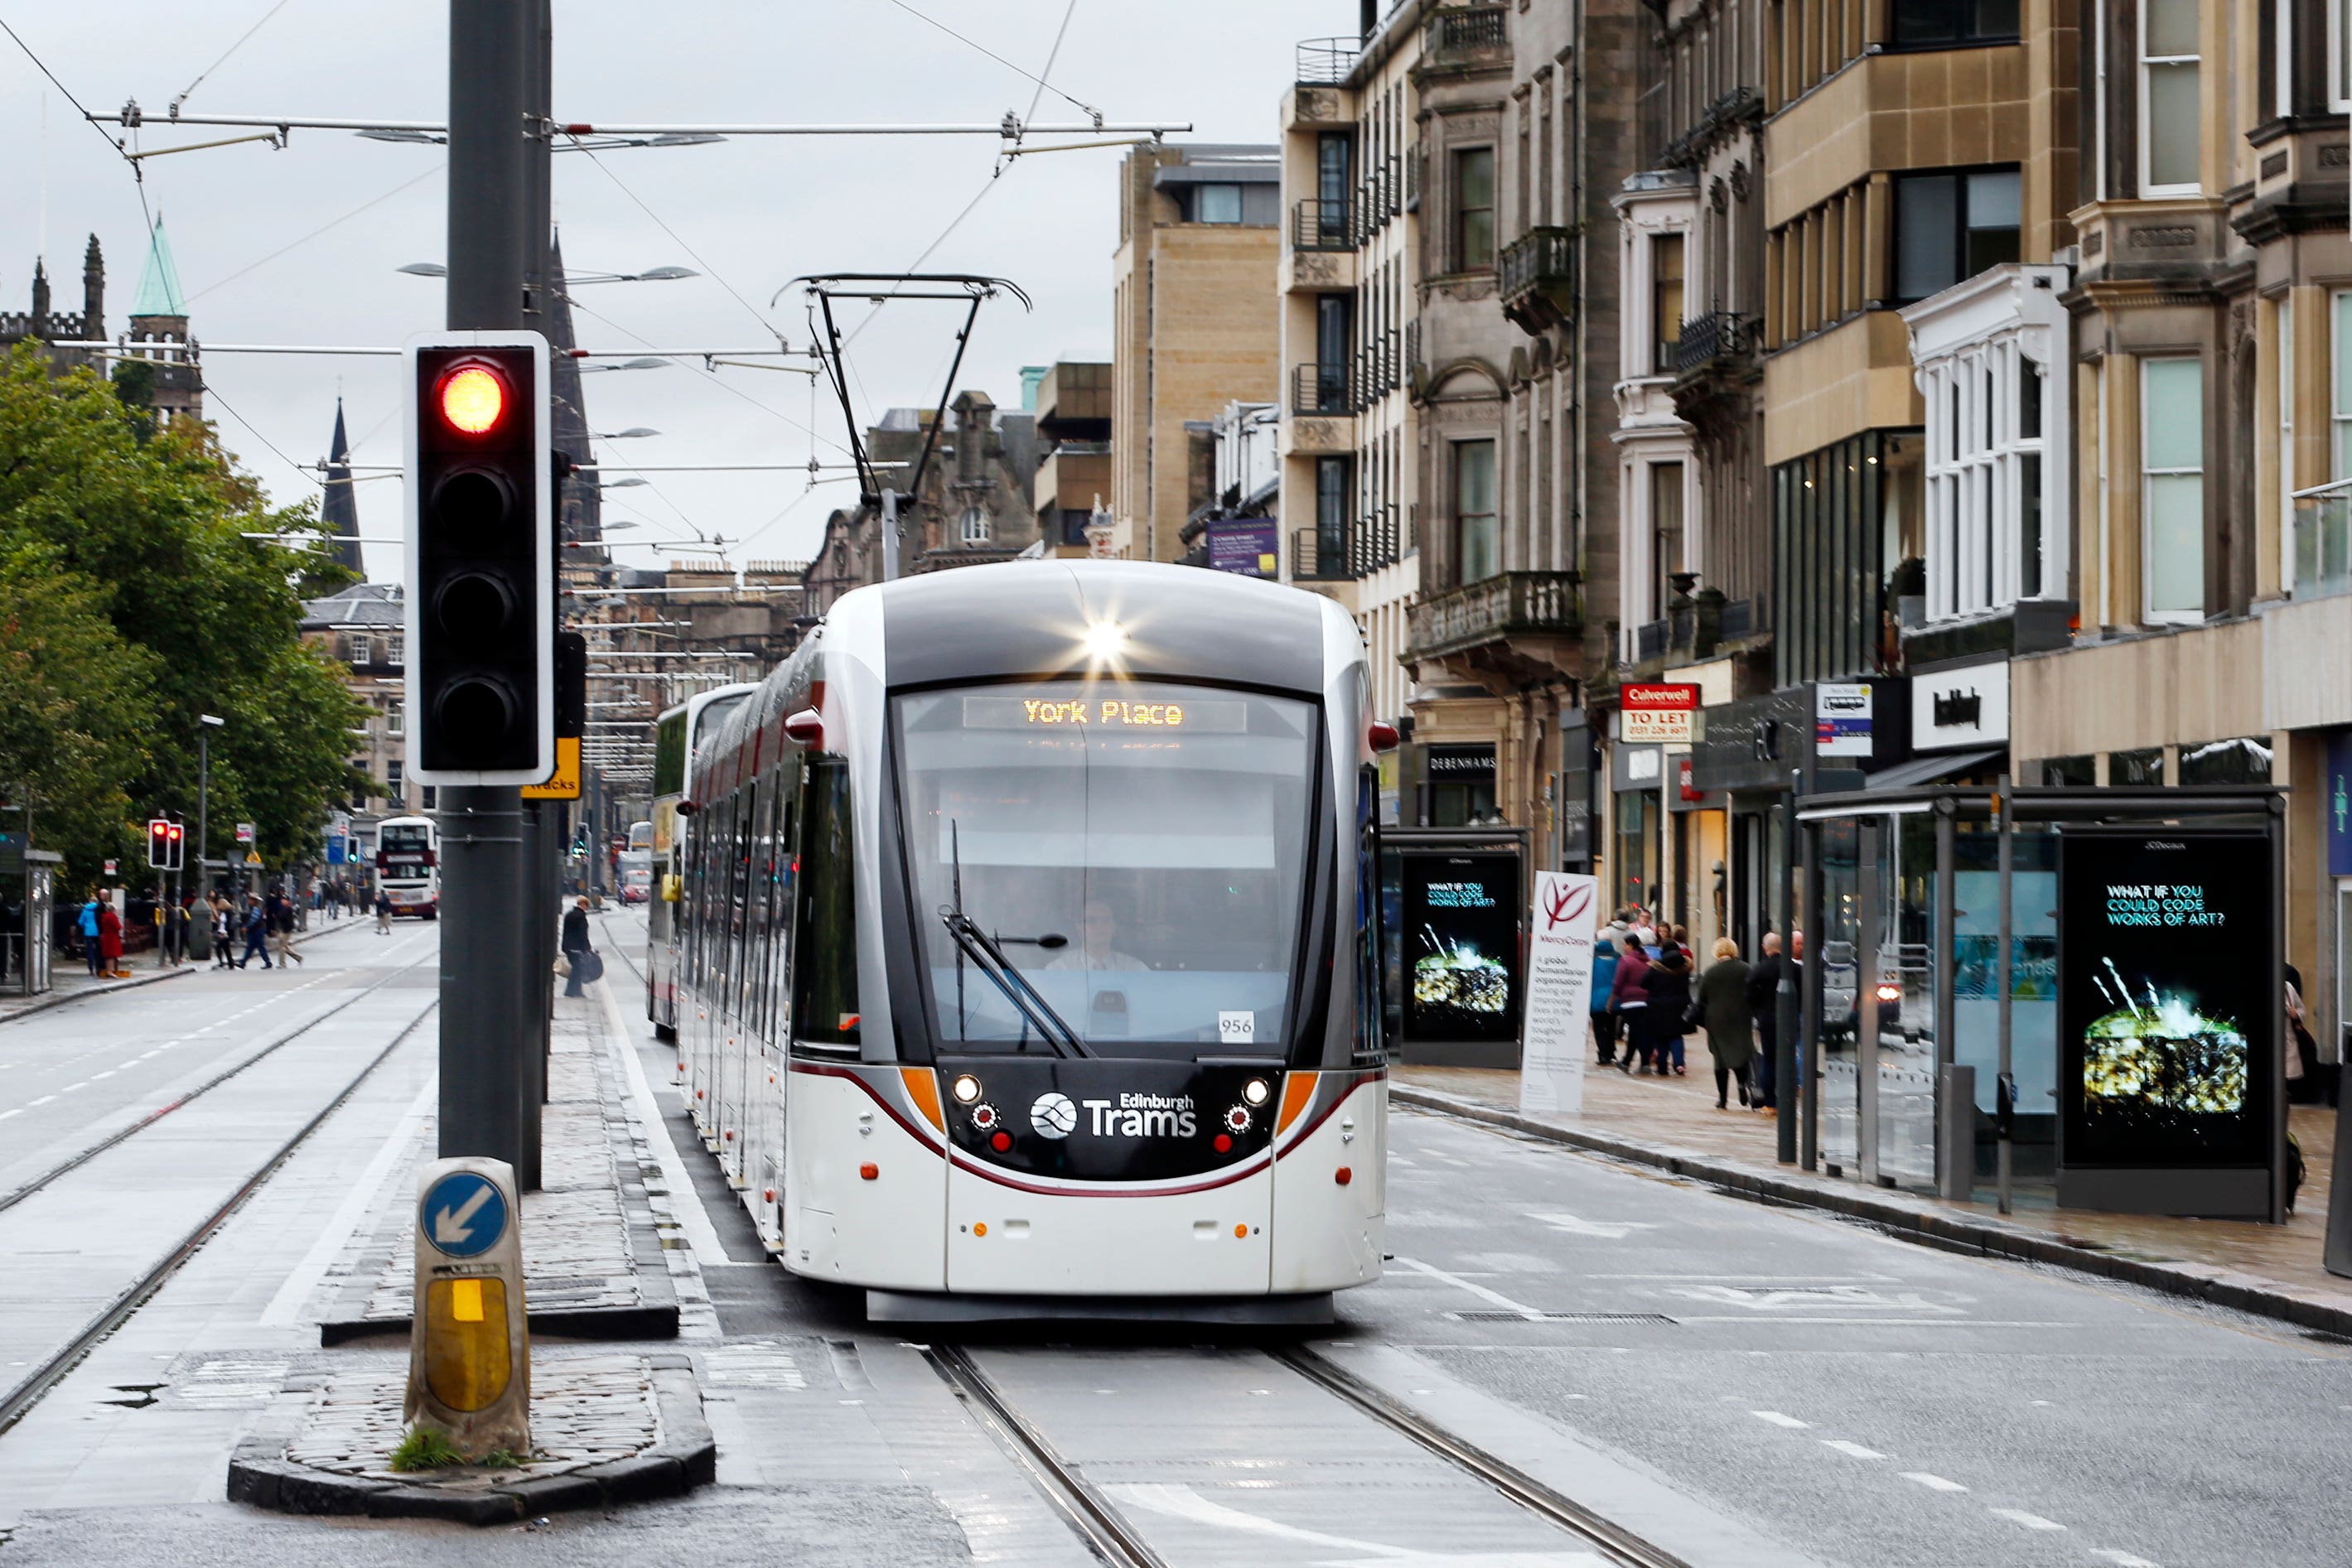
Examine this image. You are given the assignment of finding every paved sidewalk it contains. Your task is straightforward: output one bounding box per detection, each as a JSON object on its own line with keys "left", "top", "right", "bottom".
{"left": 1394, "top": 1045, "right": 2352, "bottom": 1335}
{"left": 0, "top": 914, "right": 367, "bottom": 1025}
{"left": 315, "top": 975, "right": 679, "bottom": 1344}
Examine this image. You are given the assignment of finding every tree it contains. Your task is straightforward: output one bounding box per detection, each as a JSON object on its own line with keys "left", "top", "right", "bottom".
{"left": 0, "top": 345, "right": 369, "bottom": 885}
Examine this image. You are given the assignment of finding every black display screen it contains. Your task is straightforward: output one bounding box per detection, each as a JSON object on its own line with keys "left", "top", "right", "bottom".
{"left": 1401, "top": 852, "right": 1521, "bottom": 1045}
{"left": 2058, "top": 829, "right": 2273, "bottom": 1169}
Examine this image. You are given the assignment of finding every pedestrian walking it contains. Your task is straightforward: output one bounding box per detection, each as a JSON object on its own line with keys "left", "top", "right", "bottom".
{"left": 239, "top": 895, "right": 273, "bottom": 969}
{"left": 1607, "top": 932, "right": 1651, "bottom": 1073}
{"left": 1698, "top": 938, "right": 1755, "bottom": 1108}
{"left": 210, "top": 895, "right": 234, "bottom": 967}
{"left": 97, "top": 897, "right": 124, "bottom": 978}
{"left": 1638, "top": 943, "right": 1693, "bottom": 1077}
{"left": 561, "top": 896, "right": 593, "bottom": 998}
{"left": 1590, "top": 911, "right": 1627, "bottom": 1066}
{"left": 1746, "top": 932, "right": 1785, "bottom": 1112}
{"left": 77, "top": 893, "right": 103, "bottom": 977}
{"left": 375, "top": 888, "right": 394, "bottom": 934}
{"left": 270, "top": 889, "right": 304, "bottom": 966}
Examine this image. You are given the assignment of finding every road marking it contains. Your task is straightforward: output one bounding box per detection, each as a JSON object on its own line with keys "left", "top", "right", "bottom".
{"left": 90, "top": 1070, "right": 114, "bottom": 1080}
{"left": 1750, "top": 1410, "right": 1810, "bottom": 1429}
{"left": 0, "top": 1109, "right": 19, "bottom": 1122}
{"left": 61, "top": 1081, "right": 86, "bottom": 1093}
{"left": 260, "top": 1070, "right": 437, "bottom": 1326}
{"left": 1988, "top": 1508, "right": 2066, "bottom": 1532}
{"left": 1819, "top": 1440, "right": 1885, "bottom": 1459}
{"left": 28, "top": 1094, "right": 55, "bottom": 1107}
{"left": 118, "top": 1059, "right": 141, "bottom": 1069}
{"left": 2088, "top": 1551, "right": 2159, "bottom": 1567}
{"left": 598, "top": 971, "right": 734, "bottom": 1268}
{"left": 1108, "top": 1479, "right": 1610, "bottom": 1565}
{"left": 1900, "top": 1472, "right": 1968, "bottom": 1493}
{"left": 1524, "top": 1210, "right": 1659, "bottom": 1240}
{"left": 1393, "top": 1255, "right": 1548, "bottom": 1318}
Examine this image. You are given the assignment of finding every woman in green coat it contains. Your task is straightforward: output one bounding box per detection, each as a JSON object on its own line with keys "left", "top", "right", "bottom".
{"left": 1697, "top": 937, "right": 1755, "bottom": 1108}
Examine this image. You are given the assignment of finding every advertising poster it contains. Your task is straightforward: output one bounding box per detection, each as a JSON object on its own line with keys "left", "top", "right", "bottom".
{"left": 1205, "top": 519, "right": 1279, "bottom": 578}
{"left": 1519, "top": 872, "right": 1600, "bottom": 1116}
{"left": 2058, "top": 830, "right": 2273, "bottom": 1170}
{"left": 1815, "top": 682, "right": 1874, "bottom": 757}
{"left": 1620, "top": 683, "right": 1698, "bottom": 744}
{"left": 1403, "top": 852, "right": 1522, "bottom": 1047}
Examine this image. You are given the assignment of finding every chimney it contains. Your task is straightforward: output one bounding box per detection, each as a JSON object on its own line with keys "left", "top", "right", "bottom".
{"left": 81, "top": 234, "right": 104, "bottom": 339}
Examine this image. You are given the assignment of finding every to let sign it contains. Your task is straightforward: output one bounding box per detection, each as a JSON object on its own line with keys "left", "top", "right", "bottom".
{"left": 1620, "top": 683, "right": 1698, "bottom": 744}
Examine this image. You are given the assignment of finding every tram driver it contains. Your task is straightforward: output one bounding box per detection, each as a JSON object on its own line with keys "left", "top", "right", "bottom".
{"left": 1046, "top": 898, "right": 1149, "bottom": 973}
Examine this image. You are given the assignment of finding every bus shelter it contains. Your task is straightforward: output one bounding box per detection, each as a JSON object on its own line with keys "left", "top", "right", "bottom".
{"left": 0, "top": 831, "right": 62, "bottom": 998}
{"left": 1794, "top": 784, "right": 2286, "bottom": 1223}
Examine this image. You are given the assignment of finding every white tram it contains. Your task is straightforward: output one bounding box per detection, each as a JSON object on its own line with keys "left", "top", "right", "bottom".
{"left": 672, "top": 562, "right": 1389, "bottom": 1320}
{"left": 647, "top": 683, "right": 758, "bottom": 1039}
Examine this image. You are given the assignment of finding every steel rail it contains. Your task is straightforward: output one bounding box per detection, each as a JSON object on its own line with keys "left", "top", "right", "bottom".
{"left": 0, "top": 951, "right": 441, "bottom": 1214}
{"left": 0, "top": 997, "right": 440, "bottom": 1436}
{"left": 1270, "top": 1344, "right": 1695, "bottom": 1568}
{"left": 921, "top": 1344, "right": 1170, "bottom": 1568}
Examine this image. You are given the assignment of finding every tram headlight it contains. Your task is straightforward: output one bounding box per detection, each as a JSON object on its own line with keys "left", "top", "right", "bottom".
{"left": 1242, "top": 1077, "right": 1271, "bottom": 1107}
{"left": 952, "top": 1073, "right": 983, "bottom": 1105}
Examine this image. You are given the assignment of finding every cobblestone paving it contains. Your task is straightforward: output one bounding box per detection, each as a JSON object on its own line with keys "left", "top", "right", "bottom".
{"left": 283, "top": 1353, "right": 659, "bottom": 1483}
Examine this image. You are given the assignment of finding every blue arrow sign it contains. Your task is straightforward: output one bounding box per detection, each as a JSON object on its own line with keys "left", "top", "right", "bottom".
{"left": 420, "top": 1170, "right": 508, "bottom": 1259}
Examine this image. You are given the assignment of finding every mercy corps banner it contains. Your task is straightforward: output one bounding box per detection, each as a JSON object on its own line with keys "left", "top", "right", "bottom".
{"left": 1519, "top": 871, "right": 1601, "bottom": 1116}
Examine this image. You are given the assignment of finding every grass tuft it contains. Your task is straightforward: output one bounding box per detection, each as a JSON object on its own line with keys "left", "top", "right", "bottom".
{"left": 389, "top": 1425, "right": 466, "bottom": 1473}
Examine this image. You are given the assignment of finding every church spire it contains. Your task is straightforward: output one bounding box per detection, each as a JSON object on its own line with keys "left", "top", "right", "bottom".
{"left": 321, "top": 398, "right": 365, "bottom": 576}
{"left": 130, "top": 215, "right": 186, "bottom": 320}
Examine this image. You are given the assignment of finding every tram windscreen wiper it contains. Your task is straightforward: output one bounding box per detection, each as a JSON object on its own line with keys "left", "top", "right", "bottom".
{"left": 939, "top": 909, "right": 1089, "bottom": 1058}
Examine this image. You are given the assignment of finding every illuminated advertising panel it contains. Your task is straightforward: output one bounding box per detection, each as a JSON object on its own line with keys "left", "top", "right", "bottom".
{"left": 2057, "top": 827, "right": 2277, "bottom": 1213}
{"left": 1402, "top": 851, "right": 1522, "bottom": 1049}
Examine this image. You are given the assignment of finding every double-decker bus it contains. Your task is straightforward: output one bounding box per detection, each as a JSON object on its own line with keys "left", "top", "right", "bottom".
{"left": 374, "top": 814, "right": 440, "bottom": 919}
{"left": 647, "top": 683, "right": 757, "bottom": 1038}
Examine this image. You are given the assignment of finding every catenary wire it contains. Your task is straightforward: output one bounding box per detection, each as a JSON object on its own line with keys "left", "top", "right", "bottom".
{"left": 189, "top": 163, "right": 442, "bottom": 303}
{"left": 569, "top": 138, "right": 786, "bottom": 341}
{"left": 171, "top": 0, "right": 296, "bottom": 112}
{"left": 880, "top": 0, "right": 1097, "bottom": 121}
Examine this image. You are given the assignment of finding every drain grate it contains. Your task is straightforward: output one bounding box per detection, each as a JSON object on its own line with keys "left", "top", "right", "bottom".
{"left": 1451, "top": 1310, "right": 1678, "bottom": 1324}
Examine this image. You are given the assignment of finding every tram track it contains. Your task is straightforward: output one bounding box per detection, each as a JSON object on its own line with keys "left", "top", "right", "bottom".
{"left": 0, "top": 949, "right": 441, "bottom": 1215}
{"left": 0, "top": 984, "right": 440, "bottom": 1437}
{"left": 924, "top": 1338, "right": 1689, "bottom": 1568}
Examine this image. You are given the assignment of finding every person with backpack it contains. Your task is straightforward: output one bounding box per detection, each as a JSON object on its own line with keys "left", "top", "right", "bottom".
{"left": 239, "top": 895, "right": 273, "bottom": 969}
{"left": 375, "top": 888, "right": 394, "bottom": 934}
{"left": 76, "top": 894, "right": 103, "bottom": 977}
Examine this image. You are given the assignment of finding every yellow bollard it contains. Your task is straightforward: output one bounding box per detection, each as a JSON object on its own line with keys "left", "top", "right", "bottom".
{"left": 403, "top": 1157, "right": 530, "bottom": 1459}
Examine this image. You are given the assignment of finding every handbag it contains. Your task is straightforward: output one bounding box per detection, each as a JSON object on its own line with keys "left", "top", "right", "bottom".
{"left": 1682, "top": 999, "right": 1705, "bottom": 1032}
{"left": 553, "top": 953, "right": 572, "bottom": 978}
{"left": 576, "top": 948, "right": 606, "bottom": 984}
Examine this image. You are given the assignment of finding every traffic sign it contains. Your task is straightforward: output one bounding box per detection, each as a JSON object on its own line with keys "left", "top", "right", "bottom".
{"left": 420, "top": 1170, "right": 509, "bottom": 1259}
{"left": 244, "top": 850, "right": 263, "bottom": 866}
{"left": 234, "top": 822, "right": 257, "bottom": 845}
{"left": 103, "top": 858, "right": 118, "bottom": 876}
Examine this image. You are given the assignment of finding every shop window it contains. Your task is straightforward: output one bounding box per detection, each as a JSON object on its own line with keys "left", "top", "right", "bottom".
{"left": 2142, "top": 357, "right": 2205, "bottom": 620}
{"left": 2176, "top": 736, "right": 2274, "bottom": 785}
{"left": 1893, "top": 168, "right": 2021, "bottom": 303}
{"left": 1652, "top": 233, "right": 1685, "bottom": 374}
{"left": 1453, "top": 147, "right": 1495, "bottom": 273}
{"left": 2040, "top": 755, "right": 2094, "bottom": 786}
{"left": 1456, "top": 439, "right": 1500, "bottom": 584}
{"left": 2109, "top": 747, "right": 2166, "bottom": 786}
{"left": 1614, "top": 789, "right": 1659, "bottom": 912}
{"left": 2142, "top": 0, "right": 2201, "bottom": 195}
{"left": 1889, "top": 0, "right": 2020, "bottom": 46}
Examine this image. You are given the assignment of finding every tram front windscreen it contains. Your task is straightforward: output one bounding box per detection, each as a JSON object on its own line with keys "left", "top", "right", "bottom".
{"left": 895, "top": 680, "right": 1319, "bottom": 1058}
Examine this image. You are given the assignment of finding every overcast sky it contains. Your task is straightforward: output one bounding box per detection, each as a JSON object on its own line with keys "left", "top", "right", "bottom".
{"left": 0, "top": 1, "right": 1354, "bottom": 581}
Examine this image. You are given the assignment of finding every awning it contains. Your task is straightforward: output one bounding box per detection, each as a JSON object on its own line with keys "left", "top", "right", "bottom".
{"left": 1858, "top": 745, "right": 2005, "bottom": 792}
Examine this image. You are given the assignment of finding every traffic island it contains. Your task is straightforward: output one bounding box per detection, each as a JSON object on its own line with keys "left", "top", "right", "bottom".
{"left": 226, "top": 1351, "right": 714, "bottom": 1525}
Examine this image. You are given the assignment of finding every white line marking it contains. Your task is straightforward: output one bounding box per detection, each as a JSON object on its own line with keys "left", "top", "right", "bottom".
{"left": 1988, "top": 1508, "right": 2066, "bottom": 1532}
{"left": 118, "top": 1059, "right": 141, "bottom": 1069}
{"left": 1750, "top": 1410, "right": 1810, "bottom": 1429}
{"left": 60, "top": 1081, "right": 85, "bottom": 1093}
{"left": 1392, "top": 1256, "right": 1548, "bottom": 1318}
{"left": 89, "top": 1070, "right": 114, "bottom": 1080}
{"left": 599, "top": 971, "right": 733, "bottom": 1268}
{"left": 1900, "top": 1472, "right": 1968, "bottom": 1493}
{"left": 28, "top": 1094, "right": 55, "bottom": 1107}
{"left": 259, "top": 1069, "right": 436, "bottom": 1326}
{"left": 2088, "top": 1551, "right": 2159, "bottom": 1567}
{"left": 0, "top": 1108, "right": 19, "bottom": 1122}
{"left": 1819, "top": 1440, "right": 1885, "bottom": 1459}
{"left": 1524, "top": 1210, "right": 1659, "bottom": 1239}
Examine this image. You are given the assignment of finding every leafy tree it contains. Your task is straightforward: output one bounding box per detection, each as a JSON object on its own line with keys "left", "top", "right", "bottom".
{"left": 0, "top": 345, "right": 369, "bottom": 885}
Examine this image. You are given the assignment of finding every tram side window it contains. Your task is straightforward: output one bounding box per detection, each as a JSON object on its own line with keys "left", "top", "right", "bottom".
{"left": 761, "top": 781, "right": 798, "bottom": 1040}
{"left": 791, "top": 757, "right": 860, "bottom": 1048}
{"left": 1355, "top": 764, "right": 1384, "bottom": 1062}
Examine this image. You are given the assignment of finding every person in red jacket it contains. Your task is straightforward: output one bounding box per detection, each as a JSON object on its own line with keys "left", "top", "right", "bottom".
{"left": 97, "top": 898, "right": 124, "bottom": 978}
{"left": 1606, "top": 932, "right": 1651, "bottom": 1073}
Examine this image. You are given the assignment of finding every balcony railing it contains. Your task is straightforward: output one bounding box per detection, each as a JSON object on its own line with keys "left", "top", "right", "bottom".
{"left": 1673, "top": 310, "right": 1759, "bottom": 376}
{"left": 1424, "top": 4, "right": 1509, "bottom": 69}
{"left": 1296, "top": 36, "right": 1361, "bottom": 84}
{"left": 2295, "top": 495, "right": 2352, "bottom": 601}
{"left": 1408, "top": 570, "right": 1582, "bottom": 660}
{"left": 1292, "top": 514, "right": 1402, "bottom": 582}
{"left": 1292, "top": 361, "right": 1355, "bottom": 417}
{"left": 1500, "top": 226, "right": 1577, "bottom": 331}
{"left": 1292, "top": 196, "right": 1355, "bottom": 252}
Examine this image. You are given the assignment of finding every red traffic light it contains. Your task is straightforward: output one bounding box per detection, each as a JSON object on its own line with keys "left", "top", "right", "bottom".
{"left": 435, "top": 364, "right": 509, "bottom": 436}
{"left": 167, "top": 824, "right": 183, "bottom": 842}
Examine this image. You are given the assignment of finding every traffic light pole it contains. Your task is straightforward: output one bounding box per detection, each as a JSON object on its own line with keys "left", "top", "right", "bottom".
{"left": 440, "top": 0, "right": 541, "bottom": 1188}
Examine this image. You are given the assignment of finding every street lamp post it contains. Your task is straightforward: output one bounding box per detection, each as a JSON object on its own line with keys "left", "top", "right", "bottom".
{"left": 196, "top": 714, "right": 225, "bottom": 958}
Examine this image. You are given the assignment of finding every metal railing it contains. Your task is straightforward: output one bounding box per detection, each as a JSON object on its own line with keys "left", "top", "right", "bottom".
{"left": 1292, "top": 361, "right": 1355, "bottom": 417}
{"left": 1499, "top": 226, "right": 1577, "bottom": 306}
{"left": 1292, "top": 514, "right": 1402, "bottom": 582}
{"left": 1634, "top": 618, "right": 1669, "bottom": 661}
{"left": 1296, "top": 36, "right": 1362, "bottom": 84}
{"left": 1408, "top": 570, "right": 1581, "bottom": 655}
{"left": 1292, "top": 196, "right": 1355, "bottom": 252}
{"left": 1673, "top": 310, "right": 1758, "bottom": 375}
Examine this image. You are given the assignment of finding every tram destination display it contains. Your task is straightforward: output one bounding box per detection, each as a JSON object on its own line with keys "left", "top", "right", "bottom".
{"left": 1402, "top": 852, "right": 1522, "bottom": 1049}
{"left": 2057, "top": 827, "right": 2275, "bottom": 1175}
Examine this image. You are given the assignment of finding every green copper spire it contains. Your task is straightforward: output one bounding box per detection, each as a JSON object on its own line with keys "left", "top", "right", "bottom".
{"left": 130, "top": 215, "right": 187, "bottom": 318}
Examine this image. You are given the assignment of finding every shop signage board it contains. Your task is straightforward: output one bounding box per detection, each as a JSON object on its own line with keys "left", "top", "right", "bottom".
{"left": 1620, "top": 683, "right": 1698, "bottom": 744}
{"left": 2055, "top": 827, "right": 2279, "bottom": 1218}
{"left": 1205, "top": 518, "right": 1279, "bottom": 579}
{"left": 1912, "top": 660, "right": 2010, "bottom": 751}
{"left": 1815, "top": 683, "right": 1874, "bottom": 756}
{"left": 1519, "top": 871, "right": 1601, "bottom": 1116}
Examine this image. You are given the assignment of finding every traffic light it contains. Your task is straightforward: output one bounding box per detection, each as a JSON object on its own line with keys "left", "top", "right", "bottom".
{"left": 147, "top": 818, "right": 171, "bottom": 868}
{"left": 166, "top": 818, "right": 184, "bottom": 870}
{"left": 405, "top": 331, "right": 554, "bottom": 785}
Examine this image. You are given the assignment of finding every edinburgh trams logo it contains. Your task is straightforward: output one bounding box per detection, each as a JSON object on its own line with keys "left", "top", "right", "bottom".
{"left": 1028, "top": 1093, "right": 1079, "bottom": 1139}
{"left": 1078, "top": 1092, "right": 1199, "bottom": 1138}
